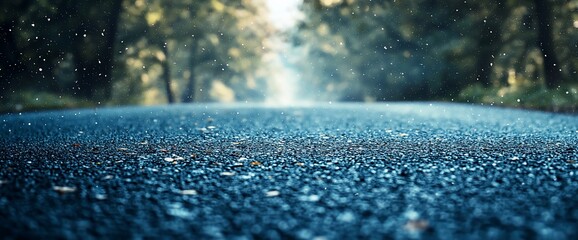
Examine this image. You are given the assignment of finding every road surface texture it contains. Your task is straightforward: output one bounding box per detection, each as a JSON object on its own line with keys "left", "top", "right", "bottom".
{"left": 1, "top": 103, "right": 577, "bottom": 239}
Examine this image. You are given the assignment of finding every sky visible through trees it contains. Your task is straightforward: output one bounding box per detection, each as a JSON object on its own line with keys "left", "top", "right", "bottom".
{"left": 0, "top": 0, "right": 577, "bottom": 112}
{"left": 263, "top": 0, "right": 303, "bottom": 104}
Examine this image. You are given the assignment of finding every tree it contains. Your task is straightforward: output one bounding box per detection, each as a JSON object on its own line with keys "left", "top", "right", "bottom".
{"left": 114, "top": 0, "right": 271, "bottom": 104}
{"left": 533, "top": 0, "right": 562, "bottom": 89}
{"left": 0, "top": 0, "right": 123, "bottom": 104}
{"left": 71, "top": 0, "right": 123, "bottom": 101}
{"left": 470, "top": 1, "right": 509, "bottom": 87}
{"left": 296, "top": 0, "right": 576, "bottom": 102}
{"left": 295, "top": 0, "right": 468, "bottom": 100}
{"left": 0, "top": 0, "right": 34, "bottom": 95}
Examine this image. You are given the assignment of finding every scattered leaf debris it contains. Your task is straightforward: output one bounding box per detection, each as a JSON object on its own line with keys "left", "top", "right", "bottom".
{"left": 299, "top": 194, "right": 320, "bottom": 202}
{"left": 180, "top": 189, "right": 198, "bottom": 195}
{"left": 95, "top": 194, "right": 107, "bottom": 200}
{"left": 164, "top": 155, "right": 184, "bottom": 162}
{"left": 231, "top": 163, "right": 244, "bottom": 168}
{"left": 250, "top": 161, "right": 262, "bottom": 166}
{"left": 404, "top": 219, "right": 430, "bottom": 232}
{"left": 266, "top": 190, "right": 280, "bottom": 197}
{"left": 53, "top": 186, "right": 77, "bottom": 194}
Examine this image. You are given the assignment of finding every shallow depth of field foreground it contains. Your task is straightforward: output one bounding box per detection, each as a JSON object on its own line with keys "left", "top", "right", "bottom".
{"left": 1, "top": 103, "right": 578, "bottom": 239}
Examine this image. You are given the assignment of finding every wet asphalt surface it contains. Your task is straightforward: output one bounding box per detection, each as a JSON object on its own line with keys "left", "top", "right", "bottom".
{"left": 1, "top": 102, "right": 578, "bottom": 239}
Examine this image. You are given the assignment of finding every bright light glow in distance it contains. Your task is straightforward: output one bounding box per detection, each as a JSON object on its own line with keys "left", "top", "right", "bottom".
{"left": 265, "top": 0, "right": 303, "bottom": 30}
{"left": 263, "top": 0, "right": 304, "bottom": 105}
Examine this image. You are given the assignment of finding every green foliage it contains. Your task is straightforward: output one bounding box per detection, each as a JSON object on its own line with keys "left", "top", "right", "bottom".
{"left": 0, "top": 91, "right": 96, "bottom": 113}
{"left": 112, "top": 0, "right": 272, "bottom": 104}
{"left": 294, "top": 0, "right": 578, "bottom": 107}
{"left": 1, "top": 0, "right": 576, "bottom": 112}
{"left": 459, "top": 83, "right": 578, "bottom": 112}
{"left": 0, "top": 0, "right": 272, "bottom": 111}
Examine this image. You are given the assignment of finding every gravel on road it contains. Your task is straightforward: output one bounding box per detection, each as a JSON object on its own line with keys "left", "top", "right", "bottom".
{"left": 1, "top": 103, "right": 578, "bottom": 239}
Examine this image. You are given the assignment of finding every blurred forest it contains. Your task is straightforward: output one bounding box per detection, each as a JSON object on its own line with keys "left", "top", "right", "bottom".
{"left": 1, "top": 0, "right": 577, "bottom": 112}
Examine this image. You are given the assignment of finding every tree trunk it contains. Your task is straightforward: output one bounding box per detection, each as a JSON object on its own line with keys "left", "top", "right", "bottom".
{"left": 533, "top": 0, "right": 562, "bottom": 89}
{"left": 474, "top": 2, "right": 507, "bottom": 87}
{"left": 474, "top": 24, "right": 500, "bottom": 87}
{"left": 0, "top": 0, "right": 34, "bottom": 94}
{"left": 72, "top": 0, "right": 122, "bottom": 101}
{"left": 474, "top": 43, "right": 497, "bottom": 87}
{"left": 182, "top": 41, "right": 198, "bottom": 103}
{"left": 161, "top": 45, "right": 175, "bottom": 104}
{"left": 182, "top": 69, "right": 197, "bottom": 103}
{"left": 0, "top": 21, "right": 25, "bottom": 94}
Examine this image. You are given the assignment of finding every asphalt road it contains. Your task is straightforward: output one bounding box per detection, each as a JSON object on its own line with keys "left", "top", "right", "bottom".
{"left": 1, "top": 103, "right": 577, "bottom": 239}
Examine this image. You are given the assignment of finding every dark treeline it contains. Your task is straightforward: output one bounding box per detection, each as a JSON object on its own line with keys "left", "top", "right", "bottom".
{"left": 1, "top": 0, "right": 271, "bottom": 111}
{"left": 1, "top": 1, "right": 124, "bottom": 103}
{"left": 0, "top": 0, "right": 577, "bottom": 112}
{"left": 293, "top": 0, "right": 577, "bottom": 104}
